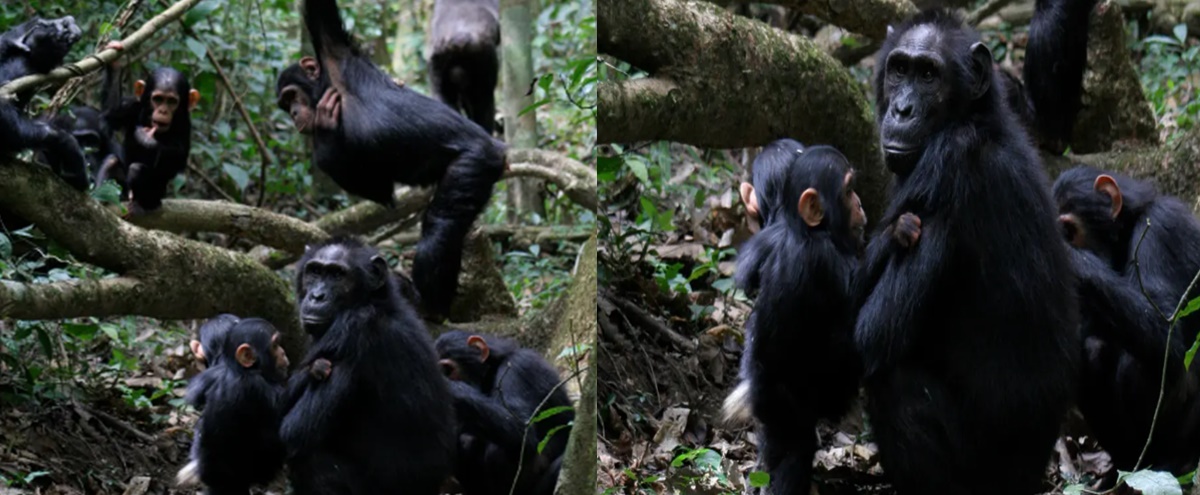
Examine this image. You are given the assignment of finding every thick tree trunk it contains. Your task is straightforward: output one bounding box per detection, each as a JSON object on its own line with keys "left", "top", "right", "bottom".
{"left": 724, "top": 0, "right": 916, "bottom": 39}
{"left": 502, "top": 0, "right": 547, "bottom": 220}
{"left": 551, "top": 236, "right": 598, "bottom": 495}
{"left": 598, "top": 0, "right": 887, "bottom": 222}
{"left": 0, "top": 159, "right": 305, "bottom": 361}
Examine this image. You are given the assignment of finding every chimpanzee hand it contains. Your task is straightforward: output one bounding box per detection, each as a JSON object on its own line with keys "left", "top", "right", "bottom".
{"left": 309, "top": 358, "right": 333, "bottom": 381}
{"left": 893, "top": 212, "right": 921, "bottom": 249}
{"left": 135, "top": 126, "right": 158, "bottom": 148}
{"left": 315, "top": 88, "right": 341, "bottom": 131}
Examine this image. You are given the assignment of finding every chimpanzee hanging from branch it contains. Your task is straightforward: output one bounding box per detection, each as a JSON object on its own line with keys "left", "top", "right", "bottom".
{"left": 276, "top": 0, "right": 507, "bottom": 320}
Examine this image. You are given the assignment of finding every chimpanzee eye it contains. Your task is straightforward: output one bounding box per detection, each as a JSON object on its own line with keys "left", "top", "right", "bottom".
{"left": 921, "top": 69, "right": 936, "bottom": 82}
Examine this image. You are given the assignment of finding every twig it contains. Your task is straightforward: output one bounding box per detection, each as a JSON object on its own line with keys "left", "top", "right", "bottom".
{"left": 0, "top": 0, "right": 206, "bottom": 100}
{"left": 605, "top": 290, "right": 696, "bottom": 351}
{"left": 81, "top": 404, "right": 156, "bottom": 443}
{"left": 48, "top": 0, "right": 145, "bottom": 114}
{"left": 967, "top": 0, "right": 1017, "bottom": 25}
{"left": 187, "top": 162, "right": 238, "bottom": 203}
{"left": 156, "top": 0, "right": 277, "bottom": 207}
{"left": 1132, "top": 219, "right": 1169, "bottom": 321}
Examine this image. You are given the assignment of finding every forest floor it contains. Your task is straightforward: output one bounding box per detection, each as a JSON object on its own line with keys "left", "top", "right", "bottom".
{"left": 596, "top": 146, "right": 1120, "bottom": 495}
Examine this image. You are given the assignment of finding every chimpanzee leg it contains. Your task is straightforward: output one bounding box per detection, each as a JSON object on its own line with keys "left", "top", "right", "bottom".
{"left": 463, "top": 53, "right": 498, "bottom": 134}
{"left": 752, "top": 383, "right": 816, "bottom": 495}
{"left": 430, "top": 58, "right": 462, "bottom": 114}
{"left": 413, "top": 145, "right": 505, "bottom": 317}
{"left": 127, "top": 162, "right": 168, "bottom": 211}
{"left": 94, "top": 154, "right": 126, "bottom": 191}
{"left": 0, "top": 104, "right": 88, "bottom": 191}
{"left": 866, "top": 367, "right": 970, "bottom": 494}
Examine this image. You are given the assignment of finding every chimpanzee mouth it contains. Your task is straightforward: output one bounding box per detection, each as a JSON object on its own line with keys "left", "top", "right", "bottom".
{"left": 883, "top": 145, "right": 918, "bottom": 156}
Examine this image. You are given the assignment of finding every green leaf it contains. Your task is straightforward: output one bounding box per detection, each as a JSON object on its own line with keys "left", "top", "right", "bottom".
{"left": 185, "top": 38, "right": 207, "bottom": 61}
{"left": 531, "top": 405, "right": 573, "bottom": 423}
{"left": 1122, "top": 469, "right": 1183, "bottom": 495}
{"left": 538, "top": 73, "right": 554, "bottom": 93}
{"left": 597, "top": 156, "right": 621, "bottom": 182}
{"left": 626, "top": 156, "right": 649, "bottom": 184}
{"left": 1174, "top": 24, "right": 1188, "bottom": 44}
{"left": 22, "top": 471, "right": 49, "bottom": 484}
{"left": 0, "top": 232, "right": 10, "bottom": 259}
{"left": 556, "top": 343, "right": 592, "bottom": 360}
{"left": 1177, "top": 295, "right": 1200, "bottom": 319}
{"left": 1062, "top": 484, "right": 1085, "bottom": 495}
{"left": 712, "top": 277, "right": 735, "bottom": 293}
{"left": 748, "top": 471, "right": 770, "bottom": 487}
{"left": 62, "top": 323, "right": 100, "bottom": 341}
{"left": 223, "top": 163, "right": 251, "bottom": 191}
{"left": 34, "top": 326, "right": 53, "bottom": 360}
{"left": 536, "top": 424, "right": 571, "bottom": 453}
{"left": 100, "top": 323, "right": 122, "bottom": 342}
{"left": 1144, "top": 35, "right": 1182, "bottom": 47}
{"left": 1184, "top": 338, "right": 1198, "bottom": 370}
{"left": 184, "top": 0, "right": 223, "bottom": 27}
{"left": 91, "top": 181, "right": 122, "bottom": 204}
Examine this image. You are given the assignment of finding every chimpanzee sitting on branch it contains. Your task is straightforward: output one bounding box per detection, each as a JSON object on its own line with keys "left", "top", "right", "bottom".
{"left": 276, "top": 0, "right": 507, "bottom": 319}
{"left": 436, "top": 330, "right": 573, "bottom": 495}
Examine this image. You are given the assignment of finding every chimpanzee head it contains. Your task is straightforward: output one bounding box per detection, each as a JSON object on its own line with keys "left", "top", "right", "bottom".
{"left": 190, "top": 313, "right": 241, "bottom": 367}
{"left": 0, "top": 16, "right": 82, "bottom": 74}
{"left": 435, "top": 330, "right": 513, "bottom": 390}
{"left": 874, "top": 9, "right": 994, "bottom": 175}
{"left": 784, "top": 145, "right": 868, "bottom": 250}
{"left": 134, "top": 68, "right": 199, "bottom": 134}
{"left": 276, "top": 57, "right": 322, "bottom": 134}
{"left": 190, "top": 315, "right": 287, "bottom": 381}
{"left": 740, "top": 139, "right": 805, "bottom": 230}
{"left": 296, "top": 237, "right": 393, "bottom": 336}
{"left": 1052, "top": 166, "right": 1154, "bottom": 267}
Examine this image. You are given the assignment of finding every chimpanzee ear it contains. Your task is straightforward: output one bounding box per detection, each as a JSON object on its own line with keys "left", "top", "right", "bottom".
{"left": 189, "top": 340, "right": 205, "bottom": 362}
{"left": 798, "top": 188, "right": 824, "bottom": 228}
{"left": 235, "top": 343, "right": 257, "bottom": 368}
{"left": 300, "top": 56, "right": 321, "bottom": 79}
{"left": 968, "top": 42, "right": 992, "bottom": 100}
{"left": 369, "top": 255, "right": 389, "bottom": 291}
{"left": 438, "top": 358, "right": 461, "bottom": 380}
{"left": 1093, "top": 175, "right": 1123, "bottom": 218}
{"left": 188, "top": 89, "right": 200, "bottom": 111}
{"left": 466, "top": 335, "right": 490, "bottom": 362}
{"left": 134, "top": 80, "right": 146, "bottom": 99}
{"left": 739, "top": 182, "right": 759, "bottom": 222}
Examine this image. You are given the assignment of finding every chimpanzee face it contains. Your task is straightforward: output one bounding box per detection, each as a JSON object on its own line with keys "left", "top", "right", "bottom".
{"left": 278, "top": 84, "right": 315, "bottom": 134}
{"left": 1053, "top": 171, "right": 1125, "bottom": 265}
{"left": 297, "top": 244, "right": 389, "bottom": 335}
{"left": 842, "top": 171, "right": 867, "bottom": 244}
{"left": 134, "top": 69, "right": 199, "bottom": 133}
{"left": 269, "top": 332, "right": 290, "bottom": 378}
{"left": 877, "top": 23, "right": 991, "bottom": 175}
{"left": 2, "top": 16, "right": 82, "bottom": 72}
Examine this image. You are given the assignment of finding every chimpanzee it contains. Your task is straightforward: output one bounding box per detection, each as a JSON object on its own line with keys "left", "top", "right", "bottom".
{"left": 729, "top": 144, "right": 866, "bottom": 493}
{"left": 428, "top": 0, "right": 500, "bottom": 133}
{"left": 0, "top": 16, "right": 88, "bottom": 191}
{"left": 178, "top": 315, "right": 288, "bottom": 495}
{"left": 283, "top": 236, "right": 455, "bottom": 494}
{"left": 276, "top": 0, "right": 507, "bottom": 319}
{"left": 46, "top": 105, "right": 123, "bottom": 182}
{"left": 857, "top": 10, "right": 1079, "bottom": 494}
{"left": 1054, "top": 165, "right": 1200, "bottom": 476}
{"left": 1023, "top": 0, "right": 1099, "bottom": 153}
{"left": 435, "top": 330, "right": 573, "bottom": 495}
{"left": 103, "top": 53, "right": 200, "bottom": 213}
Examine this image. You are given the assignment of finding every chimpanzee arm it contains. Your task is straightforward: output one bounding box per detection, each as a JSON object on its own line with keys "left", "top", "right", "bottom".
{"left": 1072, "top": 249, "right": 1184, "bottom": 366}
{"left": 280, "top": 358, "right": 354, "bottom": 455}
{"left": 184, "top": 369, "right": 216, "bottom": 410}
{"left": 447, "top": 379, "right": 539, "bottom": 455}
{"left": 855, "top": 217, "right": 952, "bottom": 377}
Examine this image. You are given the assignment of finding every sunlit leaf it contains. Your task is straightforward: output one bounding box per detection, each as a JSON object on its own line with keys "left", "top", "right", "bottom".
{"left": 185, "top": 38, "right": 207, "bottom": 61}
{"left": 0, "top": 232, "right": 10, "bottom": 259}
{"left": 223, "top": 163, "right": 251, "bottom": 191}
{"left": 627, "top": 156, "right": 649, "bottom": 184}
{"left": 536, "top": 423, "right": 571, "bottom": 453}
{"left": 184, "top": 0, "right": 224, "bottom": 27}
{"left": 1174, "top": 24, "right": 1188, "bottom": 44}
{"left": 749, "top": 471, "right": 770, "bottom": 487}
{"left": 1122, "top": 469, "right": 1183, "bottom": 495}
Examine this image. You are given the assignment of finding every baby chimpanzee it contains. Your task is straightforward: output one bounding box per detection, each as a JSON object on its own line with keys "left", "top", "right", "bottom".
{"left": 178, "top": 315, "right": 289, "bottom": 494}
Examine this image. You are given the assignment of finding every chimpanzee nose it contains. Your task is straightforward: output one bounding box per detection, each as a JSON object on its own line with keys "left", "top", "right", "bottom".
{"left": 311, "top": 290, "right": 326, "bottom": 302}
{"left": 896, "top": 101, "right": 913, "bottom": 119}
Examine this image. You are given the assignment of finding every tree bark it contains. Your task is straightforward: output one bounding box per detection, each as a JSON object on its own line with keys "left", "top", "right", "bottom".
{"left": 0, "top": 159, "right": 305, "bottom": 362}
{"left": 550, "top": 236, "right": 597, "bottom": 494}
{"left": 724, "top": 0, "right": 917, "bottom": 39}
{"left": 501, "top": 0, "right": 547, "bottom": 220}
{"left": 598, "top": 0, "right": 886, "bottom": 222}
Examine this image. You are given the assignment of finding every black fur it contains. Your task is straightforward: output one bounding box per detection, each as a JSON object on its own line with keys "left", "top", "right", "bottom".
{"left": 860, "top": 10, "right": 1079, "bottom": 494}
{"left": 429, "top": 0, "right": 500, "bottom": 133}
{"left": 281, "top": 0, "right": 507, "bottom": 319}
{"left": 1055, "top": 166, "right": 1200, "bottom": 475}
{"left": 1020, "top": 0, "right": 1099, "bottom": 152}
{"left": 435, "top": 330, "right": 572, "bottom": 495}
{"left": 283, "top": 237, "right": 455, "bottom": 494}
{"left": 103, "top": 67, "right": 195, "bottom": 211}
{"left": 736, "top": 144, "right": 861, "bottom": 493}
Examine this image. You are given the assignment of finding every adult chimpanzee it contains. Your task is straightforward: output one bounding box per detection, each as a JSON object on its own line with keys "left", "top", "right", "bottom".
{"left": 731, "top": 144, "right": 866, "bottom": 493}
{"left": 178, "top": 315, "right": 288, "bottom": 495}
{"left": 46, "top": 105, "right": 123, "bottom": 183}
{"left": 103, "top": 56, "right": 200, "bottom": 213}
{"left": 283, "top": 236, "right": 455, "bottom": 494}
{"left": 429, "top": 0, "right": 500, "bottom": 133}
{"left": 435, "top": 330, "right": 573, "bottom": 495}
{"left": 276, "top": 0, "right": 507, "bottom": 319}
{"left": 1054, "top": 165, "right": 1200, "bottom": 476}
{"left": 1023, "top": 0, "right": 1099, "bottom": 153}
{"left": 856, "top": 10, "right": 1079, "bottom": 494}
{"left": 0, "top": 16, "right": 88, "bottom": 191}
